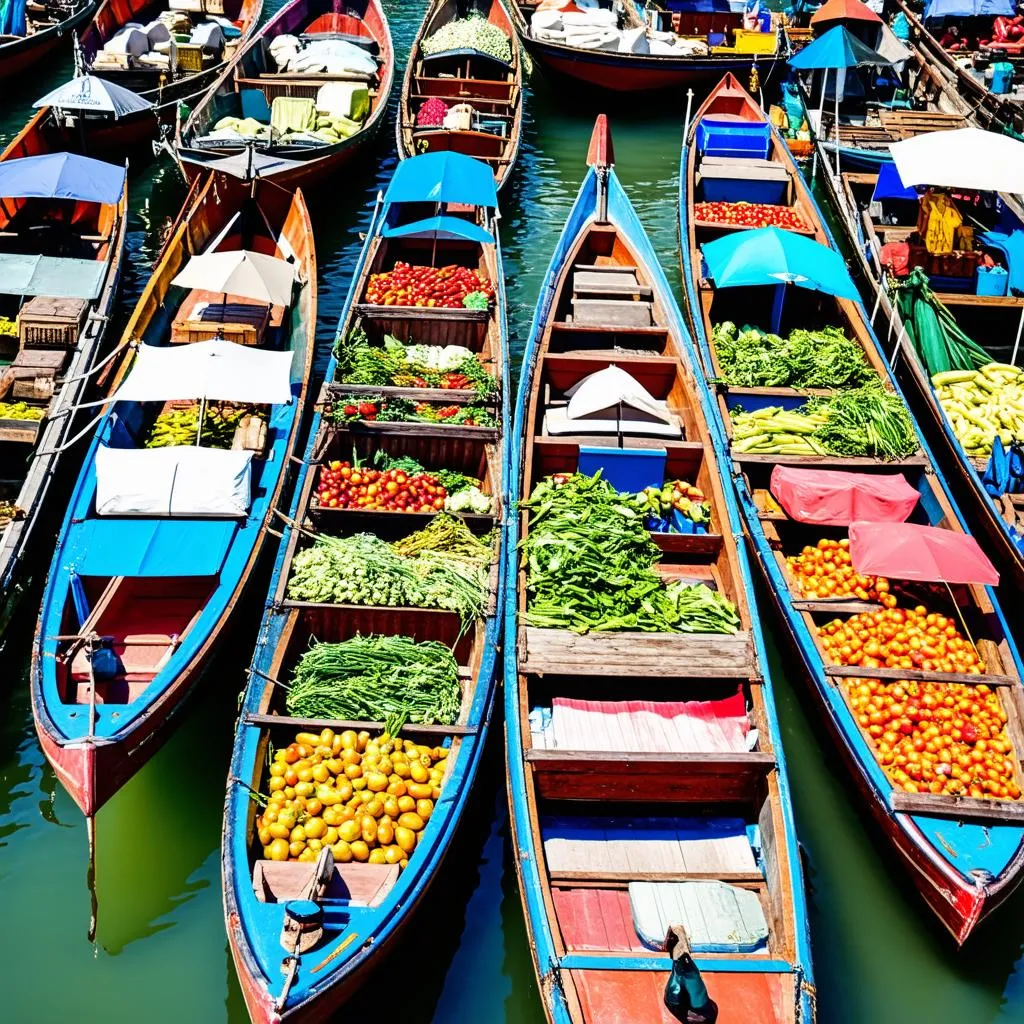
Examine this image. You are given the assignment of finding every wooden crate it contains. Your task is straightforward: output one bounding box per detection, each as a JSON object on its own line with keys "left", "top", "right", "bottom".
{"left": 18, "top": 296, "right": 88, "bottom": 348}
{"left": 170, "top": 318, "right": 263, "bottom": 345}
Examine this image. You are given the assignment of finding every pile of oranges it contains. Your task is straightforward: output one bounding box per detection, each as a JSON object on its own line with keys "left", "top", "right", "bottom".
{"left": 786, "top": 538, "right": 893, "bottom": 604}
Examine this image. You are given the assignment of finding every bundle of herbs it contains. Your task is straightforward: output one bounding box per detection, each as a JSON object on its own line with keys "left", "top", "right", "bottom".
{"left": 520, "top": 473, "right": 740, "bottom": 634}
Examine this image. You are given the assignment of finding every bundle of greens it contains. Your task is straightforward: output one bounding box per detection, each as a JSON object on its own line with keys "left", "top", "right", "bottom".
{"left": 336, "top": 327, "right": 496, "bottom": 394}
{"left": 712, "top": 321, "right": 876, "bottom": 390}
{"left": 520, "top": 473, "right": 740, "bottom": 634}
{"left": 286, "top": 635, "right": 462, "bottom": 730}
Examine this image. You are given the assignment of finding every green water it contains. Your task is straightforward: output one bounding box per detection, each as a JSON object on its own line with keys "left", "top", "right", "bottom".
{"left": 2, "top": 4, "right": 1024, "bottom": 1020}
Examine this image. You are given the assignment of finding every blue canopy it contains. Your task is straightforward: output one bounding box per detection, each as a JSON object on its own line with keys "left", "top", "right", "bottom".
{"left": 789, "top": 24, "right": 893, "bottom": 69}
{"left": 383, "top": 215, "right": 494, "bottom": 243}
{"left": 872, "top": 162, "right": 917, "bottom": 202}
{"left": 0, "top": 152, "right": 126, "bottom": 206}
{"left": 385, "top": 152, "right": 497, "bottom": 209}
{"left": 924, "top": 0, "right": 1012, "bottom": 17}
{"left": 701, "top": 226, "right": 860, "bottom": 300}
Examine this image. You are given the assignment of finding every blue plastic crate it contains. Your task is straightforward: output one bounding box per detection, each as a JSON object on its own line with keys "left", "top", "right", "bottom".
{"left": 700, "top": 176, "right": 788, "bottom": 206}
{"left": 976, "top": 266, "right": 1009, "bottom": 297}
{"left": 696, "top": 118, "right": 771, "bottom": 160}
{"left": 578, "top": 445, "right": 666, "bottom": 494}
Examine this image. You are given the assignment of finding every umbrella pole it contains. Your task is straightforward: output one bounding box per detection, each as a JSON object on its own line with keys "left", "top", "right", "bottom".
{"left": 834, "top": 68, "right": 841, "bottom": 178}
{"left": 944, "top": 581, "right": 982, "bottom": 664}
{"left": 196, "top": 395, "right": 206, "bottom": 447}
{"left": 1012, "top": 304, "right": 1024, "bottom": 367}
{"left": 771, "top": 282, "right": 786, "bottom": 335}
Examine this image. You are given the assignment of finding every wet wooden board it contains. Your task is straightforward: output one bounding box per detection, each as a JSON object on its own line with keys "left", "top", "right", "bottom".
{"left": 890, "top": 791, "right": 1024, "bottom": 823}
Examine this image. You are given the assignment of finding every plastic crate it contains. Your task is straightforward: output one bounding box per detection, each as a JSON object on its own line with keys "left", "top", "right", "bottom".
{"left": 578, "top": 445, "right": 666, "bottom": 494}
{"left": 696, "top": 118, "right": 771, "bottom": 160}
{"left": 977, "top": 266, "right": 1009, "bottom": 296}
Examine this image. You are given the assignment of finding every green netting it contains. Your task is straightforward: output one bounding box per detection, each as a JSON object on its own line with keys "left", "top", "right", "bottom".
{"left": 895, "top": 267, "right": 991, "bottom": 376}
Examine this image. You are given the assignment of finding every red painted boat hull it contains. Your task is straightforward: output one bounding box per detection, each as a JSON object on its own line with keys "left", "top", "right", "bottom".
{"left": 0, "top": 2, "right": 98, "bottom": 80}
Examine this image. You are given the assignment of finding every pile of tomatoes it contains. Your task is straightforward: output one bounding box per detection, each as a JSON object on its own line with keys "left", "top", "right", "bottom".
{"left": 695, "top": 201, "right": 808, "bottom": 232}
{"left": 315, "top": 460, "right": 446, "bottom": 513}
{"left": 365, "top": 262, "right": 494, "bottom": 308}
{"left": 787, "top": 538, "right": 894, "bottom": 604}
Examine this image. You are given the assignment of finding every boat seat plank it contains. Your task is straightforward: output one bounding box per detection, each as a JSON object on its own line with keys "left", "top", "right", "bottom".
{"left": 552, "top": 887, "right": 650, "bottom": 952}
{"left": 243, "top": 713, "right": 477, "bottom": 735}
{"left": 824, "top": 664, "right": 1017, "bottom": 687}
{"left": 542, "top": 816, "right": 760, "bottom": 877}
{"left": 520, "top": 627, "right": 756, "bottom": 679}
{"left": 890, "top": 791, "right": 1024, "bottom": 823}
{"left": 573, "top": 263, "right": 640, "bottom": 274}
{"left": 569, "top": 298, "right": 654, "bottom": 328}
{"left": 252, "top": 861, "right": 398, "bottom": 906}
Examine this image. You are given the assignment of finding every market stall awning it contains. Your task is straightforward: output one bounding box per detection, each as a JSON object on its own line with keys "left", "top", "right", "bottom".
{"left": 171, "top": 249, "right": 295, "bottom": 307}
{"left": 849, "top": 520, "right": 1000, "bottom": 585}
{"left": 0, "top": 152, "right": 126, "bottom": 205}
{"left": 382, "top": 215, "right": 493, "bottom": 243}
{"left": 790, "top": 25, "right": 892, "bottom": 69}
{"left": 871, "top": 161, "right": 917, "bottom": 202}
{"left": 924, "top": 0, "right": 1013, "bottom": 18}
{"left": 810, "top": 0, "right": 882, "bottom": 26}
{"left": 34, "top": 75, "right": 154, "bottom": 118}
{"left": 889, "top": 128, "right": 1024, "bottom": 194}
{"left": 385, "top": 152, "right": 497, "bottom": 208}
{"left": 112, "top": 339, "right": 294, "bottom": 405}
{"left": 770, "top": 466, "right": 919, "bottom": 525}
{"left": 700, "top": 226, "right": 860, "bottom": 300}
{"left": 70, "top": 518, "right": 236, "bottom": 576}
{"left": 0, "top": 253, "right": 106, "bottom": 300}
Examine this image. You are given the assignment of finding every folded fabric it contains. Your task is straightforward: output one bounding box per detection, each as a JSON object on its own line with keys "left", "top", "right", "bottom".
{"left": 271, "top": 96, "right": 317, "bottom": 136}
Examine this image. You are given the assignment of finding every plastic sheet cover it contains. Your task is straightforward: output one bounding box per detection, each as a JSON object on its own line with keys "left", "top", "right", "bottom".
{"left": 770, "top": 465, "right": 919, "bottom": 525}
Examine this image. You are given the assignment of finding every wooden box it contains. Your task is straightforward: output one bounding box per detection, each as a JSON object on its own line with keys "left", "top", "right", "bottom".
{"left": 176, "top": 43, "right": 206, "bottom": 73}
{"left": 170, "top": 318, "right": 264, "bottom": 346}
{"left": 18, "top": 296, "right": 88, "bottom": 348}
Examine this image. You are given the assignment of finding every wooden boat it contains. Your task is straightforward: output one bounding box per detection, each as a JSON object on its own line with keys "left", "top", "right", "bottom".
{"left": 508, "top": 0, "right": 785, "bottom": 94}
{"left": 397, "top": 0, "right": 521, "bottom": 188}
{"left": 680, "top": 74, "right": 1024, "bottom": 943}
{"left": 505, "top": 116, "right": 814, "bottom": 1023}
{"left": 0, "top": 0, "right": 97, "bottom": 81}
{"left": 30, "top": 172, "right": 316, "bottom": 819}
{"left": 223, "top": 152, "right": 507, "bottom": 1022}
{"left": 892, "top": 0, "right": 1024, "bottom": 136}
{"left": 0, "top": 142, "right": 127, "bottom": 639}
{"left": 176, "top": 0, "right": 393, "bottom": 189}
{"left": 46, "top": 0, "right": 266, "bottom": 158}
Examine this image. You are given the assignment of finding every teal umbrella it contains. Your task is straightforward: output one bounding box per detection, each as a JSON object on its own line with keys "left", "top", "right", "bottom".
{"left": 701, "top": 227, "right": 859, "bottom": 333}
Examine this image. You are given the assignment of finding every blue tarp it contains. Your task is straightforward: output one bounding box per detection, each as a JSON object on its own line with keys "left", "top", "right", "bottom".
{"left": 384, "top": 152, "right": 497, "bottom": 209}
{"left": 0, "top": 152, "right": 126, "bottom": 206}
{"left": 383, "top": 215, "right": 494, "bottom": 243}
{"left": 789, "top": 24, "right": 894, "bottom": 69}
{"left": 872, "top": 161, "right": 917, "bottom": 202}
{"left": 701, "top": 226, "right": 861, "bottom": 300}
{"left": 924, "top": 0, "right": 1012, "bottom": 17}
{"left": 0, "top": 254, "right": 105, "bottom": 299}
{"left": 0, "top": 0, "right": 27, "bottom": 37}
{"left": 70, "top": 518, "right": 236, "bottom": 577}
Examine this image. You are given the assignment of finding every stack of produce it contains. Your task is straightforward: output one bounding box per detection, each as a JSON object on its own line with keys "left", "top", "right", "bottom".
{"left": 0, "top": 499, "right": 24, "bottom": 526}
{"left": 628, "top": 478, "right": 711, "bottom": 527}
{"left": 932, "top": 363, "right": 1024, "bottom": 457}
{"left": 421, "top": 13, "right": 512, "bottom": 63}
{"left": 695, "top": 201, "right": 808, "bottom": 231}
{"left": 256, "top": 726, "right": 448, "bottom": 866}
{"left": 144, "top": 404, "right": 257, "bottom": 449}
{"left": 521, "top": 472, "right": 740, "bottom": 634}
{"left": 0, "top": 401, "right": 45, "bottom": 421}
{"left": 786, "top": 538, "right": 893, "bottom": 603}
{"left": 365, "top": 263, "right": 494, "bottom": 308}
{"left": 338, "top": 329, "right": 497, "bottom": 394}
{"left": 0, "top": 316, "right": 16, "bottom": 337}
{"left": 730, "top": 384, "right": 918, "bottom": 460}
{"left": 416, "top": 98, "right": 449, "bottom": 127}
{"left": 330, "top": 396, "right": 496, "bottom": 426}
{"left": 712, "top": 321, "right": 875, "bottom": 389}
{"left": 315, "top": 458, "right": 492, "bottom": 514}
{"left": 286, "top": 634, "right": 462, "bottom": 729}
{"left": 287, "top": 515, "right": 491, "bottom": 623}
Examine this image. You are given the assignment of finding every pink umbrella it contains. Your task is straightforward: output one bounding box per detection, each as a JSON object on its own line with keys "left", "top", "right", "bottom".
{"left": 849, "top": 521, "right": 999, "bottom": 586}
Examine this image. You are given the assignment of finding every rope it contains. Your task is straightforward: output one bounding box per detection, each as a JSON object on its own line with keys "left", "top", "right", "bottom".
{"left": 58, "top": 337, "right": 133, "bottom": 387}
{"left": 33, "top": 410, "right": 105, "bottom": 457}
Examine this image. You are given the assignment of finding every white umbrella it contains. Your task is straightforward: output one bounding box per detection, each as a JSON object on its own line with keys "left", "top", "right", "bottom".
{"left": 34, "top": 74, "right": 154, "bottom": 119}
{"left": 889, "top": 128, "right": 1024, "bottom": 195}
{"left": 171, "top": 249, "right": 296, "bottom": 307}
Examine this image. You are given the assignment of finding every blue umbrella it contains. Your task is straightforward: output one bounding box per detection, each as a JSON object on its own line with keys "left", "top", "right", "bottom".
{"left": 384, "top": 152, "right": 497, "bottom": 209}
{"left": 924, "top": 0, "right": 1012, "bottom": 18}
{"left": 701, "top": 227, "right": 859, "bottom": 333}
{"left": 0, "top": 152, "right": 125, "bottom": 205}
{"left": 789, "top": 24, "right": 894, "bottom": 70}
{"left": 382, "top": 215, "right": 494, "bottom": 243}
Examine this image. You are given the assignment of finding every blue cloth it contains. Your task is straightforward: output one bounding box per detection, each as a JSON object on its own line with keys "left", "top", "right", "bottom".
{"left": 789, "top": 24, "right": 894, "bottom": 69}
{"left": 384, "top": 152, "right": 497, "bottom": 209}
{"left": 924, "top": 0, "right": 1012, "bottom": 17}
{"left": 0, "top": 0, "right": 26, "bottom": 37}
{"left": 382, "top": 215, "right": 494, "bottom": 243}
{"left": 70, "top": 518, "right": 237, "bottom": 577}
{"left": 872, "top": 161, "right": 917, "bottom": 202}
{"left": 701, "top": 226, "right": 861, "bottom": 300}
{"left": 0, "top": 152, "right": 126, "bottom": 206}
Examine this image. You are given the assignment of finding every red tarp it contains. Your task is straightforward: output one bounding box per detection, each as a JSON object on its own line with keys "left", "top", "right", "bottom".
{"left": 770, "top": 466, "right": 919, "bottom": 526}
{"left": 850, "top": 521, "right": 1000, "bottom": 585}
{"left": 810, "top": 0, "right": 882, "bottom": 26}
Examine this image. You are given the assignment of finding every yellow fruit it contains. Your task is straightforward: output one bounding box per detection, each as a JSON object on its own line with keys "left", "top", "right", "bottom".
{"left": 377, "top": 821, "right": 394, "bottom": 845}
{"left": 383, "top": 845, "right": 404, "bottom": 865}
{"left": 365, "top": 798, "right": 384, "bottom": 819}
{"left": 387, "top": 780, "right": 407, "bottom": 796}
{"left": 258, "top": 827, "right": 272, "bottom": 846}
{"left": 397, "top": 795, "right": 416, "bottom": 813}
{"left": 289, "top": 840, "right": 306, "bottom": 858}
{"left": 394, "top": 827, "right": 416, "bottom": 853}
{"left": 290, "top": 826, "right": 306, "bottom": 843}
{"left": 340, "top": 730, "right": 358, "bottom": 750}
{"left": 268, "top": 776, "right": 286, "bottom": 792}
{"left": 324, "top": 827, "right": 339, "bottom": 846}
{"left": 350, "top": 840, "right": 370, "bottom": 862}
{"left": 338, "top": 819, "right": 361, "bottom": 843}
{"left": 409, "top": 762, "right": 429, "bottom": 784}
{"left": 407, "top": 783, "right": 432, "bottom": 800}
{"left": 331, "top": 840, "right": 353, "bottom": 863}
{"left": 266, "top": 839, "right": 289, "bottom": 861}
{"left": 383, "top": 796, "right": 400, "bottom": 818}
{"left": 398, "top": 812, "right": 425, "bottom": 831}
{"left": 303, "top": 817, "right": 326, "bottom": 840}
{"left": 268, "top": 823, "right": 290, "bottom": 841}
{"left": 368, "top": 848, "right": 387, "bottom": 864}
{"left": 360, "top": 814, "right": 377, "bottom": 844}
{"left": 366, "top": 772, "right": 388, "bottom": 793}
{"left": 416, "top": 799, "right": 434, "bottom": 821}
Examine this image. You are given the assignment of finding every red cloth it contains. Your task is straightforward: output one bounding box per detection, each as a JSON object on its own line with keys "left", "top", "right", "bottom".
{"left": 849, "top": 521, "right": 1000, "bottom": 585}
{"left": 879, "top": 241, "right": 910, "bottom": 276}
{"left": 770, "top": 466, "right": 919, "bottom": 526}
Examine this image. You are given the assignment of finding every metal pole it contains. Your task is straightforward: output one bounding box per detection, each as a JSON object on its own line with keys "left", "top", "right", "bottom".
{"left": 834, "top": 68, "right": 842, "bottom": 178}
{"left": 683, "top": 88, "right": 694, "bottom": 140}
{"left": 1013, "top": 304, "right": 1024, "bottom": 366}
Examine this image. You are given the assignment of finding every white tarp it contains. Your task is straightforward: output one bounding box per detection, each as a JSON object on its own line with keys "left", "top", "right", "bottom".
{"left": 889, "top": 127, "right": 1024, "bottom": 195}
{"left": 113, "top": 339, "right": 293, "bottom": 405}
{"left": 95, "top": 445, "right": 253, "bottom": 517}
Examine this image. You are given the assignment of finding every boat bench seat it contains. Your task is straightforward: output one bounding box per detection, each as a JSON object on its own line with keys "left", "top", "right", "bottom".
{"left": 253, "top": 860, "right": 398, "bottom": 907}
{"left": 568, "top": 297, "right": 654, "bottom": 328}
